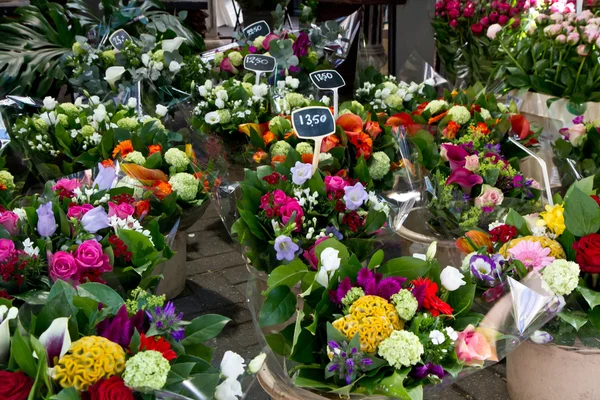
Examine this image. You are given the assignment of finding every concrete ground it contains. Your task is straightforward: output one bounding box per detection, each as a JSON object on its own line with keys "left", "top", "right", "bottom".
{"left": 173, "top": 203, "right": 510, "bottom": 399}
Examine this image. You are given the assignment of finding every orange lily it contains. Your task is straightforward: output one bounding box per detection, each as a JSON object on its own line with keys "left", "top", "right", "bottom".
{"left": 271, "top": 155, "right": 286, "bottom": 166}
{"left": 428, "top": 111, "right": 448, "bottom": 125}
{"left": 336, "top": 113, "right": 363, "bottom": 134}
{"left": 385, "top": 112, "right": 413, "bottom": 127}
{"left": 238, "top": 122, "right": 268, "bottom": 136}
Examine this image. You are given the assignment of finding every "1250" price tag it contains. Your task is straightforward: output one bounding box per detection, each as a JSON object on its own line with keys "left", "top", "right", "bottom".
{"left": 110, "top": 29, "right": 132, "bottom": 51}
{"left": 243, "top": 20, "right": 271, "bottom": 42}
{"left": 309, "top": 70, "right": 345, "bottom": 90}
{"left": 243, "top": 54, "right": 276, "bottom": 73}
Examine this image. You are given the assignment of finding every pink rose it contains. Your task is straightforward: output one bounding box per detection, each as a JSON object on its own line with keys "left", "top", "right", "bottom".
{"left": 74, "top": 240, "right": 111, "bottom": 273}
{"left": 0, "top": 239, "right": 15, "bottom": 263}
{"left": 52, "top": 178, "right": 81, "bottom": 193}
{"left": 280, "top": 199, "right": 304, "bottom": 231}
{"left": 567, "top": 123, "right": 587, "bottom": 147}
{"left": 474, "top": 184, "right": 504, "bottom": 208}
{"left": 272, "top": 190, "right": 289, "bottom": 206}
{"left": 464, "top": 155, "right": 480, "bottom": 172}
{"left": 108, "top": 202, "right": 135, "bottom": 219}
{"left": 0, "top": 211, "right": 19, "bottom": 236}
{"left": 324, "top": 176, "right": 348, "bottom": 193}
{"left": 49, "top": 251, "right": 79, "bottom": 282}
{"left": 455, "top": 324, "right": 493, "bottom": 366}
{"left": 67, "top": 203, "right": 94, "bottom": 219}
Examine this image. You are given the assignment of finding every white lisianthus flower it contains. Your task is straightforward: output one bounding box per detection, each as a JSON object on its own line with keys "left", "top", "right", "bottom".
{"left": 43, "top": 97, "right": 57, "bottom": 111}
{"left": 440, "top": 266, "right": 467, "bottom": 291}
{"left": 205, "top": 111, "right": 220, "bottom": 125}
{"left": 169, "top": 61, "right": 181, "bottom": 73}
{"left": 220, "top": 351, "right": 246, "bottom": 379}
{"left": 155, "top": 104, "right": 168, "bottom": 117}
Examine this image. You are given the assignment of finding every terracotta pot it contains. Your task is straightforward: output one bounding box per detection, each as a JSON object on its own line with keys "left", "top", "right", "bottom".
{"left": 154, "top": 231, "right": 187, "bottom": 300}
{"left": 507, "top": 341, "right": 600, "bottom": 400}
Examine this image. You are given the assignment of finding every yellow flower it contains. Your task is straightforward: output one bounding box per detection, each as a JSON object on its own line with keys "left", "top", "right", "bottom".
{"left": 332, "top": 295, "right": 402, "bottom": 353}
{"left": 54, "top": 336, "right": 126, "bottom": 391}
{"left": 500, "top": 235, "right": 566, "bottom": 259}
{"left": 537, "top": 204, "right": 566, "bottom": 236}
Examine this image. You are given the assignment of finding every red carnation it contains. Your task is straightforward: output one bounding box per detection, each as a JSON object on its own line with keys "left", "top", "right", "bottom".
{"left": 410, "top": 277, "right": 453, "bottom": 317}
{"left": 0, "top": 371, "right": 33, "bottom": 400}
{"left": 139, "top": 334, "right": 177, "bottom": 361}
{"left": 489, "top": 224, "right": 518, "bottom": 243}
{"left": 85, "top": 376, "right": 133, "bottom": 400}
{"left": 573, "top": 233, "right": 600, "bottom": 274}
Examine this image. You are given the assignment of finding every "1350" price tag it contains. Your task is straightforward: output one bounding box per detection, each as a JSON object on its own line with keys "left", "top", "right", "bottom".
{"left": 109, "top": 29, "right": 132, "bottom": 51}
{"left": 309, "top": 70, "right": 345, "bottom": 90}
{"left": 243, "top": 20, "right": 271, "bottom": 42}
{"left": 292, "top": 107, "right": 336, "bottom": 173}
{"left": 243, "top": 54, "right": 276, "bottom": 73}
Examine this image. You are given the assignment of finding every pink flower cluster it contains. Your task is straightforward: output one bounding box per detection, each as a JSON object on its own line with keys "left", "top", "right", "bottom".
{"left": 538, "top": 10, "right": 600, "bottom": 56}
{"left": 52, "top": 178, "right": 81, "bottom": 200}
{"left": 259, "top": 189, "right": 304, "bottom": 231}
{"left": 0, "top": 239, "right": 30, "bottom": 286}
{"left": 49, "top": 239, "right": 112, "bottom": 285}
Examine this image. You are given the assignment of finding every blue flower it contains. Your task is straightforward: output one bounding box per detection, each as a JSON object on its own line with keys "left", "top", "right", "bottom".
{"left": 274, "top": 235, "right": 299, "bottom": 261}
{"left": 81, "top": 206, "right": 110, "bottom": 233}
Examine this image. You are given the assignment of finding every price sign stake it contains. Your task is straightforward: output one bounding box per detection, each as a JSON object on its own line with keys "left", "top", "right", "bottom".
{"left": 243, "top": 20, "right": 271, "bottom": 42}
{"left": 309, "top": 70, "right": 345, "bottom": 119}
{"left": 243, "top": 54, "right": 276, "bottom": 85}
{"left": 109, "top": 29, "right": 132, "bottom": 51}
{"left": 292, "top": 106, "right": 336, "bottom": 173}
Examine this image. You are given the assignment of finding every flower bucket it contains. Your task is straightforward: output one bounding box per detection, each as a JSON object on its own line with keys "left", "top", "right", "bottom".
{"left": 177, "top": 200, "right": 211, "bottom": 232}
{"left": 507, "top": 341, "right": 600, "bottom": 400}
{"left": 154, "top": 230, "right": 187, "bottom": 300}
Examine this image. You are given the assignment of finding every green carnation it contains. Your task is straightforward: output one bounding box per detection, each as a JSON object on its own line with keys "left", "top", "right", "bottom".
{"left": 0, "top": 171, "right": 15, "bottom": 190}
{"left": 152, "top": 50, "right": 165, "bottom": 63}
{"left": 268, "top": 117, "right": 291, "bottom": 136}
{"left": 341, "top": 287, "right": 364, "bottom": 311}
{"left": 102, "top": 50, "right": 116, "bottom": 66}
{"left": 213, "top": 52, "right": 224, "bottom": 65}
{"left": 117, "top": 117, "right": 139, "bottom": 131}
{"left": 58, "top": 103, "right": 79, "bottom": 117}
{"left": 216, "top": 110, "right": 231, "bottom": 124}
{"left": 378, "top": 330, "right": 424, "bottom": 369}
{"left": 164, "top": 148, "right": 190, "bottom": 172}
{"left": 295, "top": 142, "right": 313, "bottom": 155}
{"left": 390, "top": 290, "right": 418, "bottom": 321}
{"left": 80, "top": 125, "right": 95, "bottom": 137}
{"left": 542, "top": 259, "right": 580, "bottom": 296}
{"left": 228, "top": 51, "right": 243, "bottom": 67}
{"left": 124, "top": 151, "right": 146, "bottom": 165}
{"left": 270, "top": 140, "right": 292, "bottom": 157}
{"left": 368, "top": 151, "right": 391, "bottom": 180}
{"left": 123, "top": 350, "right": 170, "bottom": 391}
{"left": 169, "top": 172, "right": 199, "bottom": 202}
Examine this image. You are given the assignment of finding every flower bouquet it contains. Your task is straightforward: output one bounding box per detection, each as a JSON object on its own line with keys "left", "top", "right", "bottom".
{"left": 0, "top": 282, "right": 264, "bottom": 399}
{"left": 250, "top": 238, "right": 559, "bottom": 398}
{"left": 0, "top": 163, "right": 172, "bottom": 297}
{"left": 231, "top": 150, "right": 392, "bottom": 274}
{"left": 553, "top": 116, "right": 600, "bottom": 183}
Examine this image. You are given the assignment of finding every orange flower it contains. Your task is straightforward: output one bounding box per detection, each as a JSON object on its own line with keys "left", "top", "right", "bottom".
{"left": 148, "top": 144, "right": 162, "bottom": 155}
{"left": 443, "top": 121, "right": 460, "bottom": 140}
{"left": 476, "top": 122, "right": 490, "bottom": 135}
{"left": 193, "top": 171, "right": 204, "bottom": 180}
{"left": 0, "top": 183, "right": 6, "bottom": 191}
{"left": 271, "top": 155, "right": 286, "bottom": 166}
{"left": 413, "top": 102, "right": 429, "bottom": 116}
{"left": 263, "top": 131, "right": 276, "bottom": 146}
{"left": 112, "top": 140, "right": 134, "bottom": 159}
{"left": 451, "top": 89, "right": 459, "bottom": 97}
{"left": 385, "top": 112, "right": 413, "bottom": 127}
{"left": 101, "top": 159, "right": 115, "bottom": 168}
{"left": 347, "top": 131, "right": 373, "bottom": 160}
{"left": 135, "top": 200, "right": 150, "bottom": 219}
{"left": 336, "top": 113, "right": 363, "bottom": 134}
{"left": 456, "top": 230, "right": 493, "bottom": 254}
{"left": 301, "top": 153, "right": 313, "bottom": 164}
{"left": 284, "top": 131, "right": 296, "bottom": 140}
{"left": 253, "top": 149, "right": 268, "bottom": 164}
{"left": 213, "top": 177, "right": 222, "bottom": 188}
{"left": 428, "top": 111, "right": 448, "bottom": 125}
{"left": 153, "top": 181, "right": 173, "bottom": 200}
{"left": 185, "top": 144, "right": 197, "bottom": 164}
{"left": 365, "top": 121, "right": 382, "bottom": 140}
{"left": 321, "top": 135, "right": 340, "bottom": 152}
{"left": 238, "top": 123, "right": 267, "bottom": 136}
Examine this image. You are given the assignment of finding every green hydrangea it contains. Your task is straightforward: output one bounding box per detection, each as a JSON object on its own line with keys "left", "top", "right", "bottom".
{"left": 295, "top": 142, "right": 313, "bottom": 155}
{"left": 72, "top": 41, "right": 85, "bottom": 56}
{"left": 382, "top": 81, "right": 398, "bottom": 94}
{"left": 390, "top": 290, "right": 418, "bottom": 321}
{"left": 253, "top": 36, "right": 265, "bottom": 49}
{"left": 216, "top": 110, "right": 231, "bottom": 124}
{"left": 0, "top": 171, "right": 15, "bottom": 190}
{"left": 542, "top": 259, "right": 580, "bottom": 296}
{"left": 57, "top": 114, "right": 69, "bottom": 127}
{"left": 377, "top": 330, "right": 424, "bottom": 369}
{"left": 307, "top": 50, "right": 319, "bottom": 64}
{"left": 384, "top": 94, "right": 404, "bottom": 109}
{"left": 80, "top": 125, "right": 95, "bottom": 137}
{"left": 368, "top": 152, "right": 391, "bottom": 180}
{"left": 117, "top": 117, "right": 139, "bottom": 131}
{"left": 269, "top": 117, "right": 292, "bottom": 135}
{"left": 270, "top": 140, "right": 292, "bottom": 157}
{"left": 124, "top": 151, "right": 146, "bottom": 165}
{"left": 59, "top": 103, "right": 79, "bottom": 117}
{"left": 228, "top": 51, "right": 243, "bottom": 67}
{"left": 164, "top": 148, "right": 190, "bottom": 172}
{"left": 213, "top": 52, "right": 224, "bottom": 65}
{"left": 169, "top": 172, "right": 199, "bottom": 202}
{"left": 448, "top": 105, "right": 471, "bottom": 125}
{"left": 425, "top": 100, "right": 448, "bottom": 115}
{"left": 152, "top": 50, "right": 165, "bottom": 63}
{"left": 116, "top": 176, "right": 144, "bottom": 198}
{"left": 285, "top": 93, "right": 309, "bottom": 109}
{"left": 142, "top": 117, "right": 165, "bottom": 130}
{"left": 102, "top": 50, "right": 116, "bottom": 65}
{"left": 123, "top": 350, "right": 170, "bottom": 391}
{"left": 341, "top": 287, "right": 364, "bottom": 311}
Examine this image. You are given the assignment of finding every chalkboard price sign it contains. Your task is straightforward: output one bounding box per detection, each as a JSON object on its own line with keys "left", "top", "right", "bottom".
{"left": 309, "top": 70, "right": 345, "bottom": 90}
{"left": 244, "top": 54, "right": 276, "bottom": 73}
{"left": 292, "top": 107, "right": 335, "bottom": 139}
{"left": 109, "top": 29, "right": 132, "bottom": 51}
{"left": 243, "top": 20, "right": 271, "bottom": 41}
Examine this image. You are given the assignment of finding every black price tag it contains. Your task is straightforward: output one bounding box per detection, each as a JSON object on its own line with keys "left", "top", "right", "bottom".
{"left": 243, "top": 54, "right": 276, "bottom": 73}
{"left": 292, "top": 107, "right": 335, "bottom": 139}
{"left": 243, "top": 20, "right": 271, "bottom": 42}
{"left": 309, "top": 70, "right": 345, "bottom": 90}
{"left": 109, "top": 29, "right": 132, "bottom": 51}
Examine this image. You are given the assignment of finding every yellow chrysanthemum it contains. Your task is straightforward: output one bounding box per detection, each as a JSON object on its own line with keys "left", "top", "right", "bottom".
{"left": 537, "top": 204, "right": 566, "bottom": 236}
{"left": 332, "top": 295, "right": 402, "bottom": 353}
{"left": 500, "top": 235, "right": 566, "bottom": 260}
{"left": 54, "top": 336, "right": 126, "bottom": 391}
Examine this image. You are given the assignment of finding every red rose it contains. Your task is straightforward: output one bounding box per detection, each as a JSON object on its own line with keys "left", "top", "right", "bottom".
{"left": 591, "top": 195, "right": 600, "bottom": 207}
{"left": 86, "top": 376, "right": 133, "bottom": 400}
{"left": 489, "top": 224, "right": 518, "bottom": 243}
{"left": 573, "top": 233, "right": 600, "bottom": 274}
{"left": 0, "top": 371, "right": 34, "bottom": 400}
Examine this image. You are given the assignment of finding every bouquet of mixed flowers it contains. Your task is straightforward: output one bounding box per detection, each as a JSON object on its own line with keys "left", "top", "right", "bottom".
{"left": 231, "top": 151, "right": 392, "bottom": 274}
{"left": 0, "top": 163, "right": 171, "bottom": 297}
{"left": 554, "top": 116, "right": 600, "bottom": 181}
{"left": 0, "top": 282, "right": 264, "bottom": 399}
{"left": 456, "top": 178, "right": 600, "bottom": 347}
{"left": 253, "top": 239, "right": 559, "bottom": 398}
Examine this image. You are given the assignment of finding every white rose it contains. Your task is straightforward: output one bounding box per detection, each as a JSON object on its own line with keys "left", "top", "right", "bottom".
{"left": 487, "top": 24, "right": 503, "bottom": 40}
{"left": 248, "top": 353, "right": 266, "bottom": 373}
{"left": 155, "top": 104, "right": 168, "bottom": 117}
{"left": 199, "top": 86, "right": 208, "bottom": 97}
{"left": 220, "top": 351, "right": 246, "bottom": 379}
{"left": 169, "top": 60, "right": 181, "bottom": 73}
{"left": 215, "top": 98, "right": 225, "bottom": 109}
{"left": 127, "top": 97, "right": 138, "bottom": 109}
{"left": 214, "top": 378, "right": 243, "bottom": 400}
{"left": 440, "top": 266, "right": 466, "bottom": 291}
{"left": 43, "top": 96, "right": 57, "bottom": 111}
{"left": 316, "top": 248, "right": 341, "bottom": 287}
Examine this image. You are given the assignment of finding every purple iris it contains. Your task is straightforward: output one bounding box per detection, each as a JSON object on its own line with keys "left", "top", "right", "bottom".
{"left": 410, "top": 363, "right": 446, "bottom": 380}
{"left": 470, "top": 255, "right": 498, "bottom": 283}
{"left": 97, "top": 305, "right": 145, "bottom": 347}
{"left": 446, "top": 168, "right": 484, "bottom": 192}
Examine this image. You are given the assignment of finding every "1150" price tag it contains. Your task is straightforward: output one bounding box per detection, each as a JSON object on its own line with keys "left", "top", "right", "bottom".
{"left": 243, "top": 20, "right": 271, "bottom": 42}
{"left": 309, "top": 70, "right": 345, "bottom": 90}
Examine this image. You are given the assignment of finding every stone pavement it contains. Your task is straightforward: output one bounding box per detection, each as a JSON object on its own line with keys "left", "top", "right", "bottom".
{"left": 173, "top": 203, "right": 510, "bottom": 400}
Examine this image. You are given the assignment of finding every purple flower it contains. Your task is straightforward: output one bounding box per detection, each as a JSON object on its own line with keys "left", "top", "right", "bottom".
{"left": 343, "top": 182, "right": 369, "bottom": 211}
{"left": 147, "top": 301, "right": 186, "bottom": 341}
{"left": 288, "top": 65, "right": 301, "bottom": 74}
{"left": 326, "top": 226, "right": 343, "bottom": 240}
{"left": 441, "top": 143, "right": 469, "bottom": 170}
{"left": 93, "top": 162, "right": 117, "bottom": 191}
{"left": 290, "top": 162, "right": 313, "bottom": 185}
{"left": 513, "top": 175, "right": 524, "bottom": 189}
{"left": 485, "top": 143, "right": 501, "bottom": 153}
{"left": 248, "top": 45, "right": 257, "bottom": 53}
{"left": 36, "top": 203, "right": 57, "bottom": 237}
{"left": 356, "top": 268, "right": 406, "bottom": 300}
{"left": 573, "top": 115, "right": 585, "bottom": 124}
{"left": 292, "top": 32, "right": 311, "bottom": 58}
{"left": 172, "top": 328, "right": 186, "bottom": 341}
{"left": 326, "top": 340, "right": 372, "bottom": 385}
{"left": 531, "top": 330, "right": 553, "bottom": 344}
{"left": 97, "top": 305, "right": 145, "bottom": 347}
{"left": 274, "top": 235, "right": 299, "bottom": 261}
{"left": 329, "top": 277, "right": 353, "bottom": 304}
{"left": 81, "top": 206, "right": 110, "bottom": 233}
{"left": 410, "top": 363, "right": 446, "bottom": 380}
{"left": 470, "top": 255, "right": 498, "bottom": 282}
{"left": 446, "top": 168, "right": 484, "bottom": 192}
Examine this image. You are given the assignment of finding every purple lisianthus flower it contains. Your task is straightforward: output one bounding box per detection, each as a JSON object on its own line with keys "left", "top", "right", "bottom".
{"left": 343, "top": 182, "right": 369, "bottom": 210}
{"left": 248, "top": 45, "right": 257, "bottom": 53}
{"left": 290, "top": 162, "right": 313, "bottom": 185}
{"left": 81, "top": 206, "right": 110, "bottom": 233}
{"left": 97, "top": 305, "right": 145, "bottom": 347}
{"left": 410, "top": 363, "right": 445, "bottom": 380}
{"left": 470, "top": 254, "right": 498, "bottom": 282}
{"left": 93, "top": 162, "right": 117, "bottom": 191}
{"left": 326, "top": 225, "right": 344, "bottom": 240}
{"left": 292, "top": 31, "right": 311, "bottom": 58}
{"left": 531, "top": 330, "right": 553, "bottom": 344}
{"left": 446, "top": 168, "right": 484, "bottom": 192}
{"left": 37, "top": 202, "right": 57, "bottom": 237}
{"left": 274, "top": 235, "right": 299, "bottom": 261}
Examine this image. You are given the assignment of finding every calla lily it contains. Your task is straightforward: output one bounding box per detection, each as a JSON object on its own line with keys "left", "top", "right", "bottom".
{"left": 0, "top": 305, "right": 17, "bottom": 364}
{"left": 162, "top": 37, "right": 186, "bottom": 53}
{"left": 456, "top": 230, "right": 493, "bottom": 254}
{"left": 220, "top": 57, "right": 239, "bottom": 74}
{"left": 238, "top": 122, "right": 267, "bottom": 137}
{"left": 38, "top": 317, "right": 71, "bottom": 366}
{"left": 441, "top": 144, "right": 469, "bottom": 170}
{"left": 262, "top": 33, "right": 279, "bottom": 51}
{"left": 510, "top": 114, "right": 532, "bottom": 140}
{"left": 446, "top": 167, "right": 483, "bottom": 192}
{"left": 104, "top": 66, "right": 126, "bottom": 90}
{"left": 385, "top": 112, "right": 413, "bottom": 127}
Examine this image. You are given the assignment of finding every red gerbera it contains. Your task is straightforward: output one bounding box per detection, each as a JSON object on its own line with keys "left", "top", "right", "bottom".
{"left": 410, "top": 277, "right": 453, "bottom": 317}
{"left": 139, "top": 334, "right": 177, "bottom": 361}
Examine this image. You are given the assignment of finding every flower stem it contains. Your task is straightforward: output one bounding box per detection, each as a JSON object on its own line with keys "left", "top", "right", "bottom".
{"left": 573, "top": 57, "right": 586, "bottom": 97}
{"left": 500, "top": 42, "right": 526, "bottom": 73}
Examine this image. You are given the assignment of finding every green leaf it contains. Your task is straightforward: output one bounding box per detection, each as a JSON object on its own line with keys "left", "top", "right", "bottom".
{"left": 378, "top": 370, "right": 413, "bottom": 399}
{"left": 505, "top": 209, "right": 531, "bottom": 236}
{"left": 577, "top": 286, "right": 600, "bottom": 310}
{"left": 558, "top": 311, "right": 588, "bottom": 331}
{"left": 564, "top": 187, "right": 600, "bottom": 237}
{"left": 49, "top": 388, "right": 80, "bottom": 400}
{"left": 183, "top": 342, "right": 214, "bottom": 362}
{"left": 182, "top": 314, "right": 231, "bottom": 345}
{"left": 368, "top": 250, "right": 385, "bottom": 269}
{"left": 144, "top": 152, "right": 163, "bottom": 169}
{"left": 448, "top": 277, "right": 475, "bottom": 317}
{"left": 168, "top": 372, "right": 220, "bottom": 399}
{"left": 265, "top": 332, "right": 292, "bottom": 356}
{"left": 76, "top": 283, "right": 124, "bottom": 314}
{"left": 259, "top": 286, "right": 296, "bottom": 328}
{"left": 266, "top": 260, "right": 308, "bottom": 294}
{"left": 11, "top": 330, "right": 37, "bottom": 378}
{"left": 315, "top": 238, "right": 350, "bottom": 261}
{"left": 290, "top": 309, "right": 305, "bottom": 354}
{"left": 380, "top": 257, "right": 430, "bottom": 281}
